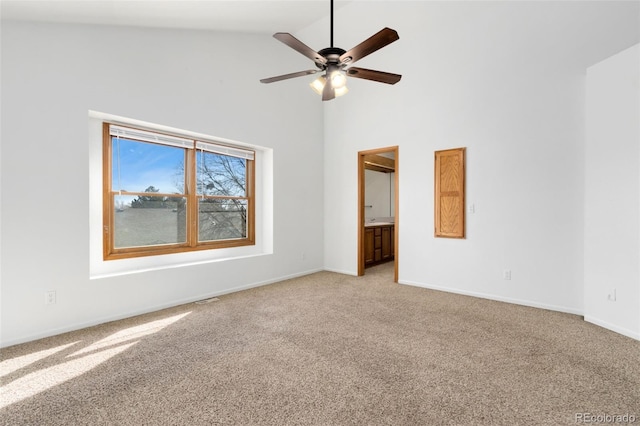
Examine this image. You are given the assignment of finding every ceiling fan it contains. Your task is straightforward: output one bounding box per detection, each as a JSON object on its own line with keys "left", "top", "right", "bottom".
{"left": 260, "top": 0, "right": 402, "bottom": 101}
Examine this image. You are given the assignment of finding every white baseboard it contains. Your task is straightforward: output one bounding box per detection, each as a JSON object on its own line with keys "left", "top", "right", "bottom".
{"left": 398, "top": 279, "right": 583, "bottom": 316}
{"left": 584, "top": 316, "right": 640, "bottom": 341}
{"left": 322, "top": 267, "right": 357, "bottom": 276}
{"left": 1, "top": 268, "right": 323, "bottom": 348}
{"left": 7, "top": 270, "right": 636, "bottom": 347}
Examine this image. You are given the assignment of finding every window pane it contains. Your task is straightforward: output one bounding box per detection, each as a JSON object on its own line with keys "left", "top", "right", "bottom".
{"left": 114, "top": 195, "right": 187, "bottom": 248}
{"left": 197, "top": 152, "right": 246, "bottom": 197}
{"left": 199, "top": 199, "right": 247, "bottom": 241}
{"left": 112, "top": 137, "right": 186, "bottom": 194}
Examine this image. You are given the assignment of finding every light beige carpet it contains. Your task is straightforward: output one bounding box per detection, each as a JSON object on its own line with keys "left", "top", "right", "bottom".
{"left": 1, "top": 263, "right": 639, "bottom": 425}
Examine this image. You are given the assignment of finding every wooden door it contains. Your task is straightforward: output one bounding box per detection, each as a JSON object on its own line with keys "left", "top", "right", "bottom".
{"left": 434, "top": 148, "right": 465, "bottom": 238}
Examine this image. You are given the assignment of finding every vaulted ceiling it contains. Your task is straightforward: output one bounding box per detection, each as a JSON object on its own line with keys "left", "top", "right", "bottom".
{"left": 0, "top": 0, "right": 351, "bottom": 34}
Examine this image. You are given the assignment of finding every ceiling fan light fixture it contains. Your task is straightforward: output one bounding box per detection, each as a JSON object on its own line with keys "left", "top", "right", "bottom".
{"left": 309, "top": 75, "right": 326, "bottom": 95}
{"left": 330, "top": 70, "right": 347, "bottom": 88}
{"left": 310, "top": 73, "right": 349, "bottom": 97}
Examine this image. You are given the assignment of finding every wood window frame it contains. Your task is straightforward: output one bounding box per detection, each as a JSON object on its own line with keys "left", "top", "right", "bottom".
{"left": 102, "top": 122, "right": 255, "bottom": 260}
{"left": 434, "top": 147, "right": 465, "bottom": 238}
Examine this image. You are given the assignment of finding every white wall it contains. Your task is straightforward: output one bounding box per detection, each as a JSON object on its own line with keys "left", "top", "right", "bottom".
{"left": 585, "top": 44, "right": 640, "bottom": 339}
{"left": 0, "top": 21, "right": 325, "bottom": 346}
{"left": 321, "top": 1, "right": 638, "bottom": 318}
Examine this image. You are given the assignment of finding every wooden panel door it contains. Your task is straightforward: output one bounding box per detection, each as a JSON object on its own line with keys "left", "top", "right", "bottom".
{"left": 434, "top": 148, "right": 465, "bottom": 238}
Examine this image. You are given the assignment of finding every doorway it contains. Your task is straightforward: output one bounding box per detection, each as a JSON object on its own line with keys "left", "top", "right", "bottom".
{"left": 357, "top": 146, "right": 399, "bottom": 282}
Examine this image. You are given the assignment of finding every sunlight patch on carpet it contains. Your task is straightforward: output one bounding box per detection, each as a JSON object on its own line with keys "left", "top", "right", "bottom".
{"left": 0, "top": 342, "right": 80, "bottom": 379}
{"left": 0, "top": 311, "right": 191, "bottom": 409}
{"left": 0, "top": 342, "right": 137, "bottom": 409}
{"left": 69, "top": 312, "right": 191, "bottom": 357}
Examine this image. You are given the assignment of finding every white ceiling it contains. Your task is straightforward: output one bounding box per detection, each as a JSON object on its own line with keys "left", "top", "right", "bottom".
{"left": 2, "top": 0, "right": 638, "bottom": 70}
{"left": 0, "top": 0, "right": 351, "bottom": 34}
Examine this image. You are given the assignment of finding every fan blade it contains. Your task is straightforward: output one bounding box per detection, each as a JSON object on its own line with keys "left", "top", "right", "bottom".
{"left": 273, "top": 33, "right": 327, "bottom": 66}
{"left": 322, "top": 79, "right": 335, "bottom": 101}
{"left": 346, "top": 67, "right": 402, "bottom": 85}
{"left": 260, "top": 70, "right": 319, "bottom": 84}
{"left": 339, "top": 28, "right": 399, "bottom": 65}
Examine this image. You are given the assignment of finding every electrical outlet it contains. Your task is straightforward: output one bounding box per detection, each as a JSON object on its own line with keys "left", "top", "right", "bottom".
{"left": 468, "top": 203, "right": 475, "bottom": 214}
{"left": 607, "top": 288, "right": 617, "bottom": 302}
{"left": 301, "top": 252, "right": 306, "bottom": 261}
{"left": 45, "top": 290, "right": 56, "bottom": 305}
{"left": 503, "top": 269, "right": 512, "bottom": 280}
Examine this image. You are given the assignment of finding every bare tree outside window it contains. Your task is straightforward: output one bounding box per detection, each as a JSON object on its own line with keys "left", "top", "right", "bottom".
{"left": 197, "top": 152, "right": 248, "bottom": 241}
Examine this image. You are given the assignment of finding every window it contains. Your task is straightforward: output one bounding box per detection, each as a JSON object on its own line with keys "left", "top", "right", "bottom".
{"left": 103, "top": 123, "right": 255, "bottom": 260}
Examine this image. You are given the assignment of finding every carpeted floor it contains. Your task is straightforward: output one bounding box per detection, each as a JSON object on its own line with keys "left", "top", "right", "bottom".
{"left": 1, "top": 263, "right": 639, "bottom": 425}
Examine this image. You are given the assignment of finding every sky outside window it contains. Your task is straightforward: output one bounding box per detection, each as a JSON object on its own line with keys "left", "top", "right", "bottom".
{"left": 112, "top": 137, "right": 185, "bottom": 199}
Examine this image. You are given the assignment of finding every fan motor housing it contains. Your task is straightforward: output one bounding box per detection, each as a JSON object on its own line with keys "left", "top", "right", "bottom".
{"left": 317, "top": 47, "right": 348, "bottom": 68}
